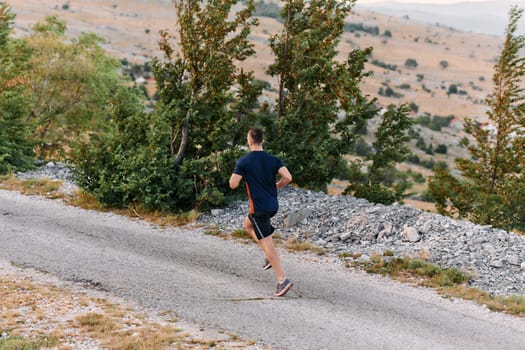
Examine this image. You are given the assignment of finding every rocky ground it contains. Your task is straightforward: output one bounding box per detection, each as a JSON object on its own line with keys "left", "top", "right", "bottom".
{"left": 16, "top": 162, "right": 525, "bottom": 296}
{"left": 202, "top": 187, "right": 525, "bottom": 296}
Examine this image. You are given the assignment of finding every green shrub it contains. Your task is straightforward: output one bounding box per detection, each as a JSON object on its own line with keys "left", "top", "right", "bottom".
{"left": 0, "top": 335, "right": 58, "bottom": 349}
{"left": 406, "top": 154, "right": 420, "bottom": 165}
{"left": 435, "top": 144, "right": 448, "bottom": 154}
{"left": 72, "top": 87, "right": 246, "bottom": 212}
{"left": 378, "top": 85, "right": 403, "bottom": 98}
{"left": 409, "top": 102, "right": 419, "bottom": 113}
{"left": 404, "top": 58, "right": 418, "bottom": 69}
{"left": 371, "top": 59, "right": 397, "bottom": 71}
{"left": 0, "top": 91, "right": 35, "bottom": 174}
{"left": 344, "top": 22, "right": 380, "bottom": 35}
{"left": 415, "top": 114, "right": 454, "bottom": 131}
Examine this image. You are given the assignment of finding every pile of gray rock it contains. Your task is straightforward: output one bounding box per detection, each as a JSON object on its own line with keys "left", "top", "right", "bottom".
{"left": 200, "top": 187, "right": 525, "bottom": 296}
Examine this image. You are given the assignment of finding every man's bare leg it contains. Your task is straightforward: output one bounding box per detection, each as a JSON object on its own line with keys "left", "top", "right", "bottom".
{"left": 244, "top": 216, "right": 285, "bottom": 282}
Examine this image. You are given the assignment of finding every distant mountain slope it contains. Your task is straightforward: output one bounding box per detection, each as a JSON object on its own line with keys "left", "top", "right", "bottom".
{"left": 356, "top": 0, "right": 525, "bottom": 36}
{"left": 7, "top": 0, "right": 510, "bottom": 176}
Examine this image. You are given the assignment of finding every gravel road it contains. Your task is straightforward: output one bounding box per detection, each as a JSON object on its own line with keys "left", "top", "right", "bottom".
{"left": 1, "top": 189, "right": 525, "bottom": 350}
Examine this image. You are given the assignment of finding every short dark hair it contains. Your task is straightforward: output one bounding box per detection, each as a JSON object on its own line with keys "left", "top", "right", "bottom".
{"left": 249, "top": 128, "right": 264, "bottom": 144}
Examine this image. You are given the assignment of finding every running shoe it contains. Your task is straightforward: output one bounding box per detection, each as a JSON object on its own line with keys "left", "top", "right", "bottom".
{"left": 262, "top": 258, "right": 272, "bottom": 271}
{"left": 274, "top": 278, "right": 293, "bottom": 297}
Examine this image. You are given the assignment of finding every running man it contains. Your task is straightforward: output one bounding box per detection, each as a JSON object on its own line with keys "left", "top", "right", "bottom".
{"left": 229, "top": 128, "right": 293, "bottom": 297}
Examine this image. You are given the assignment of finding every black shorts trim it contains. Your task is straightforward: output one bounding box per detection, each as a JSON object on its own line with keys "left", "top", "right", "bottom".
{"left": 248, "top": 211, "right": 277, "bottom": 240}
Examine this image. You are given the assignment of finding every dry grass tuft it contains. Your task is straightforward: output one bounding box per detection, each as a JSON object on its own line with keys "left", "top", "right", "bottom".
{"left": 66, "top": 190, "right": 109, "bottom": 211}
{"left": 75, "top": 312, "right": 186, "bottom": 350}
{"left": 0, "top": 335, "right": 59, "bottom": 349}
{"left": 67, "top": 191, "right": 201, "bottom": 227}
{"left": 442, "top": 286, "right": 525, "bottom": 316}
{"left": 338, "top": 251, "right": 362, "bottom": 259}
{"left": 0, "top": 175, "right": 65, "bottom": 199}
{"left": 204, "top": 226, "right": 229, "bottom": 239}
{"left": 117, "top": 206, "right": 200, "bottom": 227}
{"left": 230, "top": 229, "right": 252, "bottom": 240}
{"left": 77, "top": 313, "right": 116, "bottom": 335}
{"left": 283, "top": 237, "right": 326, "bottom": 256}
{"left": 0, "top": 177, "right": 200, "bottom": 228}
{"left": 342, "top": 253, "right": 525, "bottom": 317}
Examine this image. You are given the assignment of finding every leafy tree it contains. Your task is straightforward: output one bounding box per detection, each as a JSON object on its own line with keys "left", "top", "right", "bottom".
{"left": 24, "top": 16, "right": 122, "bottom": 158}
{"left": 153, "top": 0, "right": 258, "bottom": 167}
{"left": 74, "top": 0, "right": 260, "bottom": 211}
{"left": 429, "top": 6, "right": 525, "bottom": 231}
{"left": 344, "top": 104, "right": 414, "bottom": 204}
{"left": 267, "top": 0, "right": 377, "bottom": 191}
{"left": 0, "top": 3, "right": 12, "bottom": 48}
{"left": 0, "top": 4, "right": 34, "bottom": 174}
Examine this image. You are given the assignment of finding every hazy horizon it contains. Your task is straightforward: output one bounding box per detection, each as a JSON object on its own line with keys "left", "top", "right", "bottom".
{"left": 357, "top": 0, "right": 525, "bottom": 36}
{"left": 359, "top": 0, "right": 505, "bottom": 3}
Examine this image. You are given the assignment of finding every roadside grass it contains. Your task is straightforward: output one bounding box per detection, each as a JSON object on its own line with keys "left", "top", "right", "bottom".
{"left": 75, "top": 311, "right": 187, "bottom": 350}
{"left": 116, "top": 205, "right": 200, "bottom": 228}
{"left": 0, "top": 175, "right": 64, "bottom": 200}
{"left": 282, "top": 237, "right": 326, "bottom": 256}
{"left": 0, "top": 335, "right": 58, "bottom": 349}
{"left": 65, "top": 190, "right": 109, "bottom": 211}
{"left": 0, "top": 272, "right": 257, "bottom": 349}
{"left": 203, "top": 226, "right": 229, "bottom": 239}
{"left": 225, "top": 229, "right": 327, "bottom": 256}
{"left": 231, "top": 229, "right": 252, "bottom": 241}
{"left": 444, "top": 286, "right": 525, "bottom": 316}
{"left": 67, "top": 190, "right": 200, "bottom": 227}
{"left": 340, "top": 252, "right": 525, "bottom": 317}
{"left": 0, "top": 175, "right": 200, "bottom": 227}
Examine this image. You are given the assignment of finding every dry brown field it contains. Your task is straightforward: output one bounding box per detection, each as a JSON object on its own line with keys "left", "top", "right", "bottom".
{"left": 8, "top": 0, "right": 503, "bottom": 118}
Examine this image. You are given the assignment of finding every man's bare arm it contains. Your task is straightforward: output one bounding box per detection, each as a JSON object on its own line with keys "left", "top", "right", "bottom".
{"left": 276, "top": 166, "right": 292, "bottom": 189}
{"left": 229, "top": 173, "right": 243, "bottom": 189}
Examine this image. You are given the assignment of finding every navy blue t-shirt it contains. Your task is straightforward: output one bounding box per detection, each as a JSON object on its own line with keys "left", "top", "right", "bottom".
{"left": 233, "top": 151, "right": 284, "bottom": 214}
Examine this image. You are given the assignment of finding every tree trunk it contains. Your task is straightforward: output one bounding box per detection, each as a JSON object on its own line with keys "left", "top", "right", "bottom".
{"left": 173, "top": 115, "right": 189, "bottom": 169}
{"left": 278, "top": 3, "right": 291, "bottom": 118}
